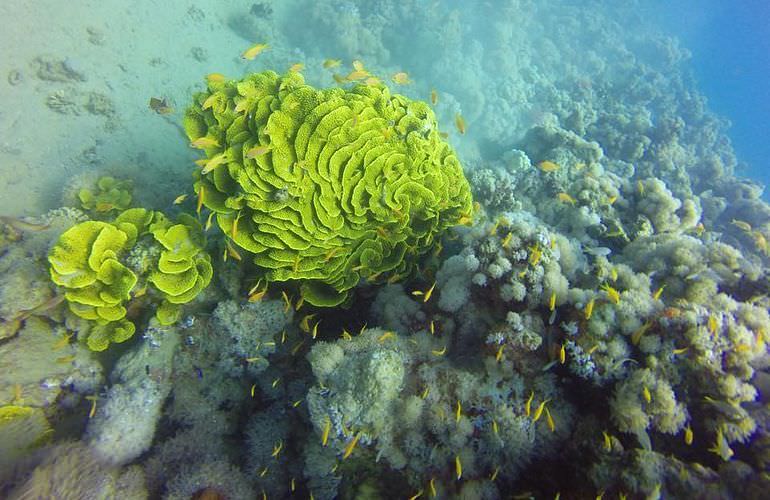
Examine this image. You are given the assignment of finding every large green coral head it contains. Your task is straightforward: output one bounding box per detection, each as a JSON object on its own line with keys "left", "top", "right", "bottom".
{"left": 185, "top": 70, "right": 473, "bottom": 306}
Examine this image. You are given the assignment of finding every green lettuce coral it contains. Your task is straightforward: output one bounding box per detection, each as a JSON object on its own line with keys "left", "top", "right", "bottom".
{"left": 148, "top": 214, "right": 213, "bottom": 325}
{"left": 184, "top": 70, "right": 472, "bottom": 306}
{"left": 49, "top": 220, "right": 137, "bottom": 324}
{"left": 48, "top": 209, "right": 212, "bottom": 350}
{"left": 78, "top": 176, "right": 133, "bottom": 214}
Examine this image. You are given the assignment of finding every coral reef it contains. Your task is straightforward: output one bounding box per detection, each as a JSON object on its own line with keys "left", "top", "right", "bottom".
{"left": 0, "top": 405, "right": 52, "bottom": 474}
{"left": 4, "top": 1, "right": 770, "bottom": 498}
{"left": 7, "top": 442, "right": 147, "bottom": 499}
{"left": 86, "top": 322, "right": 178, "bottom": 466}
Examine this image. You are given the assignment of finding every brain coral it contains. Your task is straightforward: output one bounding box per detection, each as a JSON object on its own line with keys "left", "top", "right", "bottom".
{"left": 184, "top": 70, "right": 472, "bottom": 306}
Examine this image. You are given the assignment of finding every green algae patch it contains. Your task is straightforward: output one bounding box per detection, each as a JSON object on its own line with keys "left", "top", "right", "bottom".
{"left": 185, "top": 70, "right": 472, "bottom": 306}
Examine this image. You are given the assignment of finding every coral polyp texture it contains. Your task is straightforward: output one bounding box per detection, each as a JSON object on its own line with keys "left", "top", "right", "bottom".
{"left": 48, "top": 208, "right": 212, "bottom": 350}
{"left": 184, "top": 70, "right": 472, "bottom": 306}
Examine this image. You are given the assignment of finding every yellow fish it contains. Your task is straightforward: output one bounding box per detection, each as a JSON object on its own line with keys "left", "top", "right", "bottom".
{"left": 201, "top": 93, "right": 219, "bottom": 111}
{"left": 430, "top": 89, "right": 438, "bottom": 105}
{"left": 346, "top": 70, "right": 369, "bottom": 81}
{"left": 190, "top": 136, "right": 220, "bottom": 149}
{"left": 585, "top": 297, "right": 595, "bottom": 320}
{"left": 538, "top": 160, "right": 560, "bottom": 172}
{"left": 242, "top": 43, "right": 269, "bottom": 60}
{"left": 342, "top": 431, "right": 362, "bottom": 459}
{"left": 602, "top": 431, "right": 612, "bottom": 451}
{"left": 532, "top": 399, "right": 549, "bottom": 422}
{"left": 85, "top": 395, "right": 98, "bottom": 419}
{"left": 600, "top": 283, "right": 620, "bottom": 305}
{"left": 245, "top": 145, "right": 271, "bottom": 159}
{"left": 708, "top": 314, "right": 719, "bottom": 334}
{"left": 549, "top": 292, "right": 557, "bottom": 311}
{"left": 200, "top": 153, "right": 228, "bottom": 174}
{"left": 312, "top": 320, "right": 320, "bottom": 339}
{"left": 248, "top": 283, "right": 268, "bottom": 302}
{"left": 455, "top": 455, "right": 462, "bottom": 480}
{"left": 545, "top": 407, "right": 556, "bottom": 432}
{"left": 321, "top": 417, "right": 331, "bottom": 446}
{"left": 631, "top": 321, "right": 652, "bottom": 345}
{"left": 364, "top": 76, "right": 381, "bottom": 86}
{"left": 148, "top": 97, "right": 173, "bottom": 114}
{"left": 289, "top": 62, "right": 304, "bottom": 73}
{"left": 557, "top": 192, "right": 576, "bottom": 205}
{"left": 694, "top": 222, "right": 705, "bottom": 236}
{"left": 173, "top": 194, "right": 188, "bottom": 205}
{"left": 455, "top": 114, "right": 466, "bottom": 135}
{"left": 206, "top": 73, "right": 226, "bottom": 84}
{"left": 323, "top": 59, "right": 341, "bottom": 69}
{"left": 225, "top": 240, "right": 242, "bottom": 261}
{"left": 525, "top": 390, "right": 534, "bottom": 417}
{"left": 684, "top": 424, "right": 693, "bottom": 445}
{"left": 232, "top": 211, "right": 242, "bottom": 239}
{"left": 391, "top": 72, "right": 411, "bottom": 84}
{"left": 352, "top": 59, "right": 366, "bottom": 71}
{"left": 431, "top": 346, "right": 447, "bottom": 356}
{"left": 272, "top": 439, "right": 283, "bottom": 457}
{"left": 528, "top": 244, "right": 542, "bottom": 266}
{"left": 731, "top": 219, "right": 752, "bottom": 232}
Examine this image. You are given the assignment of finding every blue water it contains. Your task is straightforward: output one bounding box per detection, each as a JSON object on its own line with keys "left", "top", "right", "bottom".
{"left": 655, "top": 0, "right": 770, "bottom": 189}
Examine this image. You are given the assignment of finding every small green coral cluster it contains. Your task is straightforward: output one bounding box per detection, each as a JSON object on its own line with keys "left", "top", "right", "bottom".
{"left": 48, "top": 208, "right": 212, "bottom": 350}
{"left": 78, "top": 176, "right": 133, "bottom": 214}
{"left": 184, "top": 70, "right": 472, "bottom": 306}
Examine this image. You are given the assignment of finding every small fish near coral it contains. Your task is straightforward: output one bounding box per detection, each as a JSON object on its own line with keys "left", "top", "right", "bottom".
{"left": 148, "top": 97, "right": 173, "bottom": 115}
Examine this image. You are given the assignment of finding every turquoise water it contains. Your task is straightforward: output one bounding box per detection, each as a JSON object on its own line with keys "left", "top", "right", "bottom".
{"left": 1, "top": 1, "right": 769, "bottom": 498}
{"left": 654, "top": 0, "right": 770, "bottom": 191}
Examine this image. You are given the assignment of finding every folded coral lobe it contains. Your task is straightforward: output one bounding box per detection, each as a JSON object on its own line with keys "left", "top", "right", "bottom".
{"left": 185, "top": 70, "right": 472, "bottom": 306}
